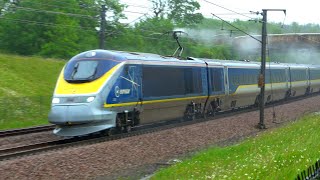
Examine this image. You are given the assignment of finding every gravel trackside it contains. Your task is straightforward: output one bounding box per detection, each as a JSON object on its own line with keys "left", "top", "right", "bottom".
{"left": 1, "top": 95, "right": 320, "bottom": 180}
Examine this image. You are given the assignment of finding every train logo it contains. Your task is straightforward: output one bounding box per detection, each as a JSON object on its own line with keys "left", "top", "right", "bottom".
{"left": 115, "top": 86, "right": 120, "bottom": 97}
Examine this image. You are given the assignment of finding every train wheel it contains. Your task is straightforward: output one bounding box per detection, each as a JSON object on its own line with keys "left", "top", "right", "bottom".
{"left": 185, "top": 113, "right": 195, "bottom": 121}
{"left": 116, "top": 115, "right": 124, "bottom": 133}
{"left": 107, "top": 128, "right": 116, "bottom": 136}
{"left": 125, "top": 125, "right": 132, "bottom": 133}
{"left": 202, "top": 112, "right": 207, "bottom": 119}
{"left": 100, "top": 128, "right": 115, "bottom": 136}
{"left": 184, "top": 104, "right": 195, "bottom": 120}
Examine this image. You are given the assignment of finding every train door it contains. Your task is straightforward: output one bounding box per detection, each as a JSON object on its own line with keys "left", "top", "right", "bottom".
{"left": 288, "top": 67, "right": 292, "bottom": 92}
{"left": 224, "top": 66, "right": 229, "bottom": 95}
{"left": 223, "top": 66, "right": 229, "bottom": 110}
{"left": 307, "top": 67, "right": 311, "bottom": 86}
{"left": 306, "top": 67, "right": 311, "bottom": 93}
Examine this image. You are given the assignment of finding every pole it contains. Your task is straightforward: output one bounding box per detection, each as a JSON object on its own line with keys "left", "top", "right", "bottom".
{"left": 258, "top": 9, "right": 285, "bottom": 129}
{"left": 259, "top": 9, "right": 267, "bottom": 129}
{"left": 99, "top": 5, "right": 106, "bottom": 49}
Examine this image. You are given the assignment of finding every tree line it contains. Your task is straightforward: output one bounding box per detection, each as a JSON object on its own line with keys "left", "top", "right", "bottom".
{"left": 0, "top": 0, "right": 320, "bottom": 60}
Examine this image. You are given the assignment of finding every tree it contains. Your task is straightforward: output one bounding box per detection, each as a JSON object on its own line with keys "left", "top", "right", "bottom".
{"left": 148, "top": 0, "right": 203, "bottom": 26}
{"left": 167, "top": 0, "right": 203, "bottom": 26}
{"left": 150, "top": 0, "right": 167, "bottom": 19}
{"left": 0, "top": 0, "right": 125, "bottom": 58}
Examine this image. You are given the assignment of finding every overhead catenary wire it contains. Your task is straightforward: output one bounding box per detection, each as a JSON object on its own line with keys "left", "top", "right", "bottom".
{"left": 0, "top": 11, "right": 176, "bottom": 41}
{"left": 212, "top": 13, "right": 262, "bottom": 43}
{"left": 119, "top": 0, "right": 151, "bottom": 8}
{"left": 14, "top": 6, "right": 96, "bottom": 19}
{"left": 107, "top": 12, "right": 150, "bottom": 36}
{"left": 14, "top": 1, "right": 96, "bottom": 14}
{"left": 266, "top": 42, "right": 277, "bottom": 123}
{"left": 0, "top": 15, "right": 182, "bottom": 45}
{"left": 122, "top": 3, "right": 150, "bottom": 9}
{"left": 0, "top": 17, "right": 98, "bottom": 33}
{"left": 200, "top": 0, "right": 256, "bottom": 20}
{"left": 13, "top": 5, "right": 149, "bottom": 20}
{"left": 123, "top": 10, "right": 148, "bottom": 15}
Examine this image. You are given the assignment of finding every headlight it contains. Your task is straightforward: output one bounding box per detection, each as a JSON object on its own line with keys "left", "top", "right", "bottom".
{"left": 86, "top": 96, "right": 95, "bottom": 103}
{"left": 52, "top": 98, "right": 60, "bottom": 104}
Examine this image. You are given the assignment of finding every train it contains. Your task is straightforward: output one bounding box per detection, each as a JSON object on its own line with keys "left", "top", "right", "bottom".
{"left": 48, "top": 49, "right": 320, "bottom": 136}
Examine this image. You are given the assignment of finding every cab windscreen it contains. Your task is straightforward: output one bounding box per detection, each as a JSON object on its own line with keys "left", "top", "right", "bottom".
{"left": 64, "top": 59, "right": 118, "bottom": 83}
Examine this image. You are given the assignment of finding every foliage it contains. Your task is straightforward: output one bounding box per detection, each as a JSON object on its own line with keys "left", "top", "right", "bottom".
{"left": 0, "top": 53, "right": 65, "bottom": 130}
{"left": 152, "top": 114, "right": 320, "bottom": 179}
{"left": 1, "top": 0, "right": 320, "bottom": 60}
{"left": 167, "top": 0, "right": 203, "bottom": 26}
{"left": 149, "top": 0, "right": 204, "bottom": 26}
{"left": 0, "top": 0, "right": 124, "bottom": 58}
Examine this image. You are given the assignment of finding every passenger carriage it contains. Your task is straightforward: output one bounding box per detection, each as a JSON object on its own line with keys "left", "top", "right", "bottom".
{"left": 49, "top": 50, "right": 320, "bottom": 136}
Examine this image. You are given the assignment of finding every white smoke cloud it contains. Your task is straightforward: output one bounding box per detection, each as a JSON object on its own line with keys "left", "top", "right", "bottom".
{"left": 173, "top": 28, "right": 232, "bottom": 46}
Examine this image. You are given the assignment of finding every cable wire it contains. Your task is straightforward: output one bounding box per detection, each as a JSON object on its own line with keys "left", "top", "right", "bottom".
{"left": 200, "top": 0, "right": 255, "bottom": 19}
{"left": 0, "top": 17, "right": 98, "bottom": 33}
{"left": 14, "top": 6, "right": 96, "bottom": 19}
{"left": 16, "top": 1, "right": 94, "bottom": 14}
{"left": 266, "top": 42, "right": 277, "bottom": 123}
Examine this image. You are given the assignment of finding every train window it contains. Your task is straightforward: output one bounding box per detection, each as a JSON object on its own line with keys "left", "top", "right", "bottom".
{"left": 64, "top": 59, "right": 119, "bottom": 83}
{"left": 265, "top": 69, "right": 270, "bottom": 84}
{"left": 310, "top": 69, "right": 320, "bottom": 80}
{"left": 184, "top": 68, "right": 203, "bottom": 94}
{"left": 231, "top": 69, "right": 259, "bottom": 85}
{"left": 269, "top": 69, "right": 286, "bottom": 83}
{"left": 64, "top": 61, "right": 98, "bottom": 82}
{"left": 291, "top": 69, "right": 306, "bottom": 81}
{"left": 210, "top": 68, "right": 223, "bottom": 92}
{"left": 228, "top": 68, "right": 259, "bottom": 92}
{"left": 142, "top": 66, "right": 203, "bottom": 98}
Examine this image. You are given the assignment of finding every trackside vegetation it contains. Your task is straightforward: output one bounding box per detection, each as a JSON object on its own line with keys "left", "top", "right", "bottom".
{"left": 151, "top": 114, "right": 320, "bottom": 179}
{"left": 0, "top": 53, "right": 65, "bottom": 130}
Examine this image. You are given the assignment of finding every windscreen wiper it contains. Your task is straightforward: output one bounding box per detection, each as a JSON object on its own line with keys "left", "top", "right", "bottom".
{"left": 71, "top": 63, "right": 79, "bottom": 79}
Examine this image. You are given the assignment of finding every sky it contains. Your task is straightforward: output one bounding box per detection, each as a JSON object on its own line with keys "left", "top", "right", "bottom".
{"left": 119, "top": 0, "right": 319, "bottom": 25}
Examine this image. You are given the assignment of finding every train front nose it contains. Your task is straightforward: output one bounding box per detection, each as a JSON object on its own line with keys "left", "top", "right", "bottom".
{"left": 48, "top": 104, "right": 94, "bottom": 125}
{"left": 48, "top": 104, "right": 117, "bottom": 136}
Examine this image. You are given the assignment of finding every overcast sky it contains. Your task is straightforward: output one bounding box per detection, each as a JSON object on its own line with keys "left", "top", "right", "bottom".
{"left": 120, "top": 0, "right": 319, "bottom": 25}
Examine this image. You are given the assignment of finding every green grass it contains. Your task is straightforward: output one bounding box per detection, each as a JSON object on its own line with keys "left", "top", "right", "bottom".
{"left": 0, "top": 53, "right": 65, "bottom": 130}
{"left": 152, "top": 114, "right": 320, "bottom": 179}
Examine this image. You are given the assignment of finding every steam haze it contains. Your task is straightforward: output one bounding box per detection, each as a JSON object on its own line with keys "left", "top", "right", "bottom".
{"left": 233, "top": 34, "right": 320, "bottom": 64}
{"left": 173, "top": 28, "right": 232, "bottom": 46}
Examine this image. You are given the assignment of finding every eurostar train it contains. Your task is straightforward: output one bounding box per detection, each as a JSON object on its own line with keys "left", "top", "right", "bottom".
{"left": 48, "top": 49, "right": 320, "bottom": 136}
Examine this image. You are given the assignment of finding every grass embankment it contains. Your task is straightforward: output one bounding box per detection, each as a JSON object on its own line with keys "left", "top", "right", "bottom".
{"left": 152, "top": 114, "right": 320, "bottom": 179}
{"left": 0, "top": 53, "right": 65, "bottom": 130}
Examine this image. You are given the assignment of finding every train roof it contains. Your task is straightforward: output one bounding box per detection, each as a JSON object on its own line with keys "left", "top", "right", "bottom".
{"left": 73, "top": 49, "right": 320, "bottom": 68}
{"left": 114, "top": 50, "right": 207, "bottom": 64}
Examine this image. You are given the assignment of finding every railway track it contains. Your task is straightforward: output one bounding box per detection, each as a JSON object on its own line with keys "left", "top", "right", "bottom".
{"left": 0, "top": 125, "right": 55, "bottom": 138}
{"left": 0, "top": 93, "right": 319, "bottom": 161}
{"left": 0, "top": 138, "right": 74, "bottom": 161}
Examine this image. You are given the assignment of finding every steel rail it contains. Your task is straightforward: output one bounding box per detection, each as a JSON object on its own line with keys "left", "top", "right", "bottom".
{"left": 0, "top": 125, "right": 55, "bottom": 138}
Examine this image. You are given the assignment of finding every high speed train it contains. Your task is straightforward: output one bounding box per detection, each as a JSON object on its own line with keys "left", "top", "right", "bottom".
{"left": 48, "top": 49, "right": 320, "bottom": 136}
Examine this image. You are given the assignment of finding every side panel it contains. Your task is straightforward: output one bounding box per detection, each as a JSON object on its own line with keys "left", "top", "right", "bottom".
{"left": 206, "top": 67, "right": 226, "bottom": 111}
{"left": 227, "top": 67, "right": 260, "bottom": 107}
{"left": 264, "top": 68, "right": 288, "bottom": 101}
{"left": 309, "top": 68, "right": 320, "bottom": 92}
{"left": 139, "top": 65, "right": 207, "bottom": 123}
{"left": 290, "top": 68, "right": 309, "bottom": 96}
{"left": 105, "top": 64, "right": 142, "bottom": 112}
